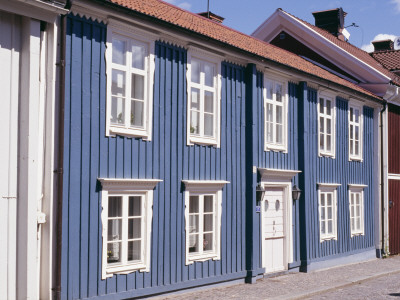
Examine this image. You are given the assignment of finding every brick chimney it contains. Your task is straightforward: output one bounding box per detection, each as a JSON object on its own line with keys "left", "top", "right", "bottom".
{"left": 372, "top": 40, "right": 394, "bottom": 52}
{"left": 198, "top": 11, "right": 224, "bottom": 23}
{"left": 312, "top": 8, "right": 347, "bottom": 41}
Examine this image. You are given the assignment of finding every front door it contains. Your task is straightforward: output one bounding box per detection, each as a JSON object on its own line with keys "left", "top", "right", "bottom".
{"left": 262, "top": 187, "right": 286, "bottom": 273}
{"left": 389, "top": 179, "right": 400, "bottom": 255}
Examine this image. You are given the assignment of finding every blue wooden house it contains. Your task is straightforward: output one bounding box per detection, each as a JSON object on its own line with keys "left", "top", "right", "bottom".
{"left": 57, "top": 0, "right": 383, "bottom": 298}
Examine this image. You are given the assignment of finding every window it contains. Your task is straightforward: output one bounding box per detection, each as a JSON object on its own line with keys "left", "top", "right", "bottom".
{"left": 349, "top": 104, "right": 363, "bottom": 161}
{"left": 106, "top": 27, "right": 155, "bottom": 139}
{"left": 264, "top": 78, "right": 288, "bottom": 152}
{"left": 98, "top": 178, "right": 161, "bottom": 279}
{"left": 187, "top": 50, "right": 221, "bottom": 147}
{"left": 318, "top": 184, "right": 339, "bottom": 241}
{"left": 182, "top": 180, "right": 229, "bottom": 264}
{"left": 318, "top": 94, "right": 335, "bottom": 157}
{"left": 348, "top": 185, "right": 366, "bottom": 236}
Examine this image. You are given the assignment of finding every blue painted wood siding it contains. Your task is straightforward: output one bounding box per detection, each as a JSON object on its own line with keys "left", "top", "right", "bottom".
{"left": 62, "top": 15, "right": 248, "bottom": 300}
{"left": 299, "top": 86, "right": 375, "bottom": 265}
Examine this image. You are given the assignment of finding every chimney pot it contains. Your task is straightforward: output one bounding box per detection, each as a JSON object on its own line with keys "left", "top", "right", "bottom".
{"left": 312, "top": 8, "right": 347, "bottom": 40}
{"left": 372, "top": 40, "right": 394, "bottom": 52}
{"left": 198, "top": 11, "right": 225, "bottom": 23}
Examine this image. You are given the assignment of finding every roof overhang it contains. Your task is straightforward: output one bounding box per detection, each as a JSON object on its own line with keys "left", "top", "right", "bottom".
{"left": 0, "top": 0, "right": 68, "bottom": 22}
{"left": 252, "top": 9, "right": 391, "bottom": 89}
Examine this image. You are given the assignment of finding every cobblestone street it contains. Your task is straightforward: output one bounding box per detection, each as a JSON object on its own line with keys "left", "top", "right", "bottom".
{"left": 155, "top": 256, "right": 400, "bottom": 300}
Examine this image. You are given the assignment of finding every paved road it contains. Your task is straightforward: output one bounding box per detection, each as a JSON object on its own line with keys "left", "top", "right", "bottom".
{"left": 156, "top": 256, "right": 400, "bottom": 300}
{"left": 308, "top": 272, "right": 400, "bottom": 299}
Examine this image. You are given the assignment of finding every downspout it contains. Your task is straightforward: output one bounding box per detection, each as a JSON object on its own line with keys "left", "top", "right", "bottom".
{"left": 54, "top": 6, "right": 68, "bottom": 300}
{"left": 380, "top": 101, "right": 387, "bottom": 256}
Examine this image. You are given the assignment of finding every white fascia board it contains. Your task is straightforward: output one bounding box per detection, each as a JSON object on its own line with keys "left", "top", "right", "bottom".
{"left": 252, "top": 9, "right": 391, "bottom": 84}
{"left": 317, "top": 183, "right": 341, "bottom": 188}
{"left": 258, "top": 168, "right": 301, "bottom": 180}
{"left": 0, "top": 0, "right": 68, "bottom": 22}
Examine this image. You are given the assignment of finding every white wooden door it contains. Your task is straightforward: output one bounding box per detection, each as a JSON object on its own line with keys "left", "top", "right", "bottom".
{"left": 0, "top": 10, "right": 20, "bottom": 300}
{"left": 262, "top": 188, "right": 286, "bottom": 273}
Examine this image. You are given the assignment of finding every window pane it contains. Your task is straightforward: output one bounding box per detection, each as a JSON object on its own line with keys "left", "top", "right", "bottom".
{"left": 320, "top": 206, "right": 325, "bottom": 221}
{"left": 128, "top": 218, "right": 141, "bottom": 239}
{"left": 355, "top": 126, "right": 359, "bottom": 140}
{"left": 326, "top": 100, "right": 331, "bottom": 116}
{"left": 129, "top": 196, "right": 141, "bottom": 216}
{"left": 319, "top": 98, "right": 324, "bottom": 113}
{"left": 327, "top": 206, "right": 332, "bottom": 219}
{"left": 107, "top": 242, "right": 121, "bottom": 263}
{"left": 350, "top": 125, "right": 354, "bottom": 140}
{"left": 112, "top": 69, "right": 126, "bottom": 96}
{"left": 204, "top": 196, "right": 213, "bottom": 213}
{"left": 191, "top": 59, "right": 200, "bottom": 84}
{"left": 275, "top": 84, "right": 282, "bottom": 102}
{"left": 327, "top": 193, "right": 332, "bottom": 206}
{"left": 189, "top": 234, "right": 199, "bottom": 253}
{"left": 321, "top": 220, "right": 326, "bottom": 234}
{"left": 276, "top": 105, "right": 283, "bottom": 124}
{"left": 276, "top": 124, "right": 283, "bottom": 144}
{"left": 328, "top": 220, "right": 333, "bottom": 234}
{"left": 204, "top": 214, "right": 213, "bottom": 232}
{"left": 108, "top": 197, "right": 122, "bottom": 217}
{"left": 128, "top": 241, "right": 141, "bottom": 261}
{"left": 267, "top": 123, "right": 273, "bottom": 143}
{"left": 321, "top": 193, "right": 325, "bottom": 207}
{"left": 191, "top": 88, "right": 200, "bottom": 110}
{"left": 320, "top": 117, "right": 324, "bottom": 133}
{"left": 350, "top": 139, "right": 354, "bottom": 155}
{"left": 351, "top": 218, "right": 355, "bottom": 231}
{"left": 189, "top": 215, "right": 199, "bottom": 234}
{"left": 267, "top": 82, "right": 273, "bottom": 100}
{"left": 204, "top": 62, "right": 214, "bottom": 87}
{"left": 320, "top": 133, "right": 324, "bottom": 149}
{"left": 131, "top": 74, "right": 144, "bottom": 100}
{"left": 204, "top": 233, "right": 213, "bottom": 251}
{"left": 350, "top": 107, "right": 353, "bottom": 122}
{"left": 108, "top": 219, "right": 122, "bottom": 241}
{"left": 204, "top": 113, "right": 214, "bottom": 137}
{"left": 111, "top": 97, "right": 125, "bottom": 125}
{"left": 190, "top": 111, "right": 200, "bottom": 135}
{"left": 112, "top": 38, "right": 126, "bottom": 65}
{"left": 355, "top": 109, "right": 359, "bottom": 123}
{"left": 267, "top": 103, "right": 273, "bottom": 122}
{"left": 189, "top": 196, "right": 199, "bottom": 213}
{"left": 351, "top": 203, "right": 354, "bottom": 218}
{"left": 355, "top": 141, "right": 359, "bottom": 155}
{"left": 131, "top": 100, "right": 144, "bottom": 127}
{"left": 204, "top": 91, "right": 214, "bottom": 113}
{"left": 132, "top": 43, "right": 145, "bottom": 70}
{"left": 326, "top": 135, "right": 331, "bottom": 151}
{"left": 327, "top": 119, "right": 331, "bottom": 134}
{"left": 356, "top": 218, "right": 361, "bottom": 230}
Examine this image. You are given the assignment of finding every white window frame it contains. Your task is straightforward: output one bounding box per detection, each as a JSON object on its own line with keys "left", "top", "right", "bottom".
{"left": 105, "top": 23, "right": 155, "bottom": 140}
{"left": 186, "top": 48, "right": 222, "bottom": 147}
{"left": 263, "top": 76, "right": 288, "bottom": 152}
{"left": 318, "top": 183, "right": 340, "bottom": 242}
{"left": 317, "top": 92, "right": 336, "bottom": 158}
{"left": 98, "top": 178, "right": 162, "bottom": 279}
{"left": 348, "top": 184, "right": 367, "bottom": 237}
{"left": 348, "top": 101, "right": 363, "bottom": 161}
{"left": 182, "top": 180, "right": 229, "bottom": 264}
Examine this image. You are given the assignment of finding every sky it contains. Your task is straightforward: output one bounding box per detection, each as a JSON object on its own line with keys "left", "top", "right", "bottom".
{"left": 163, "top": 0, "right": 400, "bottom": 52}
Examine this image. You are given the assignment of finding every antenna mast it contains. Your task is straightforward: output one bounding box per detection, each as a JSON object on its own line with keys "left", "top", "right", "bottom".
{"left": 207, "top": 0, "right": 210, "bottom": 18}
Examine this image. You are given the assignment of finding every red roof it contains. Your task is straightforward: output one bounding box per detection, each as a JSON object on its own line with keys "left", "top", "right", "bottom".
{"left": 371, "top": 50, "right": 400, "bottom": 71}
{"left": 280, "top": 9, "right": 400, "bottom": 86}
{"left": 106, "top": 0, "right": 381, "bottom": 100}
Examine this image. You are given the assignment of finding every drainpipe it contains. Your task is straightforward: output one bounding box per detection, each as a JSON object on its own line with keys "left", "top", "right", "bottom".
{"left": 54, "top": 8, "right": 68, "bottom": 300}
{"left": 380, "top": 101, "right": 387, "bottom": 256}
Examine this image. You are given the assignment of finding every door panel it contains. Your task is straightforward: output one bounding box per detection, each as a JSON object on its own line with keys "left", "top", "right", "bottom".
{"left": 262, "top": 188, "right": 286, "bottom": 273}
{"left": 389, "top": 180, "right": 400, "bottom": 255}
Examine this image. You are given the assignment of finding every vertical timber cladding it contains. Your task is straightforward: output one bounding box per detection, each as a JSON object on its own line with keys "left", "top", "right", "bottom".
{"left": 388, "top": 104, "right": 400, "bottom": 255}
{"left": 62, "top": 14, "right": 247, "bottom": 300}
{"left": 301, "top": 88, "right": 375, "bottom": 265}
{"left": 255, "top": 78, "right": 301, "bottom": 267}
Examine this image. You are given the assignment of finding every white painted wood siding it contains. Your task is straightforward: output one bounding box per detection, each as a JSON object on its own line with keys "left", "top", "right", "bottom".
{"left": 0, "top": 10, "right": 21, "bottom": 300}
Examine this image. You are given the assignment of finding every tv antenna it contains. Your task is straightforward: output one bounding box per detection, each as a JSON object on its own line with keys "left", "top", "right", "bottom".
{"left": 207, "top": 0, "right": 210, "bottom": 18}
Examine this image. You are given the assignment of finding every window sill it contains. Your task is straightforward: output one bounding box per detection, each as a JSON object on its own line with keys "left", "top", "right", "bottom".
{"left": 188, "top": 135, "right": 219, "bottom": 147}
{"left": 104, "top": 262, "right": 148, "bottom": 279}
{"left": 351, "top": 232, "right": 364, "bottom": 237}
{"left": 318, "top": 152, "right": 336, "bottom": 159}
{"left": 107, "top": 126, "right": 150, "bottom": 140}
{"left": 320, "top": 235, "right": 337, "bottom": 242}
{"left": 265, "top": 144, "right": 287, "bottom": 153}
{"left": 349, "top": 156, "right": 363, "bottom": 162}
{"left": 186, "top": 253, "right": 220, "bottom": 264}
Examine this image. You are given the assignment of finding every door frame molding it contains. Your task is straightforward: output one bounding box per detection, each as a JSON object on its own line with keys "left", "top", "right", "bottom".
{"left": 258, "top": 168, "right": 300, "bottom": 273}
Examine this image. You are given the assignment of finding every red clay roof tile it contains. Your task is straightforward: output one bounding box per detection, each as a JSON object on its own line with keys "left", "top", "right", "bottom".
{"left": 371, "top": 50, "right": 400, "bottom": 71}
{"left": 107, "top": 0, "right": 382, "bottom": 100}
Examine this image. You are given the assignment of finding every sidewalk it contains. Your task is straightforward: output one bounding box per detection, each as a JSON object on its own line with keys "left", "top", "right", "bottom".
{"left": 157, "top": 256, "right": 400, "bottom": 300}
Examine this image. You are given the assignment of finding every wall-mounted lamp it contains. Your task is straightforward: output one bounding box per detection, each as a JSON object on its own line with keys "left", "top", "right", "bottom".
{"left": 292, "top": 185, "right": 302, "bottom": 201}
{"left": 256, "top": 184, "right": 265, "bottom": 206}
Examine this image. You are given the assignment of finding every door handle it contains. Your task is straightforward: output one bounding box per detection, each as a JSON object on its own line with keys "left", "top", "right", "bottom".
{"left": 389, "top": 200, "right": 394, "bottom": 208}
